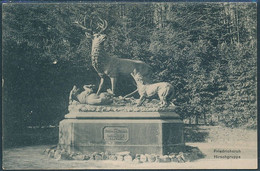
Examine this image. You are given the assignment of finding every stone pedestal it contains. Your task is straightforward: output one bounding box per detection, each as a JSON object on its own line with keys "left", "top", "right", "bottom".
{"left": 59, "top": 112, "right": 184, "bottom": 155}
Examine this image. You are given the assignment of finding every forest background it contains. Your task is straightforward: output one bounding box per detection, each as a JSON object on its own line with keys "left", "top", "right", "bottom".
{"left": 2, "top": 3, "right": 257, "bottom": 147}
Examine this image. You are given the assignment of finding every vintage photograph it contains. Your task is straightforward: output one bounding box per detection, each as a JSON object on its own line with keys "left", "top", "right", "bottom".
{"left": 2, "top": 2, "right": 257, "bottom": 169}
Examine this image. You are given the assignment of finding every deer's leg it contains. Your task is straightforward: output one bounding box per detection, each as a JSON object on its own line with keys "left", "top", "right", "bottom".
{"left": 159, "top": 94, "right": 167, "bottom": 107}
{"left": 110, "top": 77, "right": 117, "bottom": 95}
{"left": 161, "top": 100, "right": 167, "bottom": 107}
{"left": 97, "top": 77, "right": 104, "bottom": 95}
{"left": 137, "top": 95, "right": 145, "bottom": 106}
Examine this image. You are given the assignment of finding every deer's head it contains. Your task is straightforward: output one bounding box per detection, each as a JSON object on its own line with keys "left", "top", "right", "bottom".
{"left": 92, "top": 33, "right": 107, "bottom": 45}
{"left": 131, "top": 69, "right": 144, "bottom": 83}
{"left": 74, "top": 16, "right": 108, "bottom": 44}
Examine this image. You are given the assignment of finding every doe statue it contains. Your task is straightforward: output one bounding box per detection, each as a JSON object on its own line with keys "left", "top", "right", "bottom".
{"left": 69, "top": 85, "right": 113, "bottom": 105}
{"left": 131, "top": 69, "right": 175, "bottom": 107}
{"left": 74, "top": 17, "right": 151, "bottom": 95}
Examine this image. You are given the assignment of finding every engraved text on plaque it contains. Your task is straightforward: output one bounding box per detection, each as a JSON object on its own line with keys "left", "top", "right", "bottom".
{"left": 103, "top": 127, "right": 129, "bottom": 142}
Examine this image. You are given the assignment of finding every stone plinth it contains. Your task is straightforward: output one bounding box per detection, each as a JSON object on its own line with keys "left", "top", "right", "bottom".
{"left": 59, "top": 112, "right": 184, "bottom": 155}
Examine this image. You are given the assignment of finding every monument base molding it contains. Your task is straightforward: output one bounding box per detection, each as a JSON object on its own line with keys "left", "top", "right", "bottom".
{"left": 59, "top": 112, "right": 184, "bottom": 155}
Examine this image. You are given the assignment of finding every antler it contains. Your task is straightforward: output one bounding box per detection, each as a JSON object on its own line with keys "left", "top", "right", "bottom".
{"left": 97, "top": 17, "right": 108, "bottom": 34}
{"left": 73, "top": 15, "right": 93, "bottom": 31}
{"left": 73, "top": 20, "right": 87, "bottom": 30}
{"left": 73, "top": 16, "right": 107, "bottom": 34}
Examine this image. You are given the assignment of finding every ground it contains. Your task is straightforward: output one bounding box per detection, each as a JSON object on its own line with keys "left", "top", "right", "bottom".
{"left": 2, "top": 125, "right": 257, "bottom": 169}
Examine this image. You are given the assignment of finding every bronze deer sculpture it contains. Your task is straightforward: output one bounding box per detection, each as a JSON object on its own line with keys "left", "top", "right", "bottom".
{"left": 131, "top": 69, "right": 175, "bottom": 107}
{"left": 69, "top": 85, "right": 113, "bottom": 105}
{"left": 74, "top": 17, "right": 151, "bottom": 95}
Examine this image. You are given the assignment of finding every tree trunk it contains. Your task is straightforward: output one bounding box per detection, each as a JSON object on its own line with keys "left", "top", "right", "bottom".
{"left": 235, "top": 4, "right": 240, "bottom": 44}
{"left": 195, "top": 115, "right": 199, "bottom": 125}
{"left": 204, "top": 113, "right": 207, "bottom": 125}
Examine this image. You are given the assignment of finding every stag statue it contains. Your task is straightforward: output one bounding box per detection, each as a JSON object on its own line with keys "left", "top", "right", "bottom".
{"left": 74, "top": 17, "right": 151, "bottom": 95}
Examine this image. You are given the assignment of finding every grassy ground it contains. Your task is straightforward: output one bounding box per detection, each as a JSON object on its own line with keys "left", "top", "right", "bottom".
{"left": 2, "top": 125, "right": 257, "bottom": 169}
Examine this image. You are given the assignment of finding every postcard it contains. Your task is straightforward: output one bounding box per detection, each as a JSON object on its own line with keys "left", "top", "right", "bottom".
{"left": 2, "top": 1, "right": 257, "bottom": 169}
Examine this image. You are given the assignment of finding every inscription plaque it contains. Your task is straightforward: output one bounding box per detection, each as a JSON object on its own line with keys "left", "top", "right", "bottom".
{"left": 103, "top": 127, "right": 129, "bottom": 142}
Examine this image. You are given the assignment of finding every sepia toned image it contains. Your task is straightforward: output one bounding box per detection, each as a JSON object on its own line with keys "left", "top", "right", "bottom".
{"left": 2, "top": 2, "right": 257, "bottom": 169}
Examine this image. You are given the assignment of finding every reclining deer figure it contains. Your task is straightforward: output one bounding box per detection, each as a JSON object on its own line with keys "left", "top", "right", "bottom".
{"left": 74, "top": 17, "right": 151, "bottom": 95}
{"left": 69, "top": 85, "right": 113, "bottom": 105}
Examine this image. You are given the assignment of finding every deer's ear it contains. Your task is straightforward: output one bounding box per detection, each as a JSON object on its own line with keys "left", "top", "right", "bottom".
{"left": 85, "top": 32, "right": 93, "bottom": 39}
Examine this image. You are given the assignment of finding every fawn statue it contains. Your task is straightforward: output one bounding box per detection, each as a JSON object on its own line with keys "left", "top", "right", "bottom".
{"left": 69, "top": 85, "right": 113, "bottom": 105}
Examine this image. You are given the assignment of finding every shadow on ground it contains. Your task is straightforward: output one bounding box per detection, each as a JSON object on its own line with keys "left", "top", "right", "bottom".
{"left": 184, "top": 124, "right": 209, "bottom": 142}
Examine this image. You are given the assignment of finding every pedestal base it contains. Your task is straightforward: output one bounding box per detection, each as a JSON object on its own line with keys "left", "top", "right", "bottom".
{"left": 59, "top": 112, "right": 184, "bottom": 155}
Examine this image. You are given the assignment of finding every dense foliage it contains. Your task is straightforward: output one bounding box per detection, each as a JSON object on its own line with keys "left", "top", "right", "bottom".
{"left": 2, "top": 2, "right": 257, "bottom": 141}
